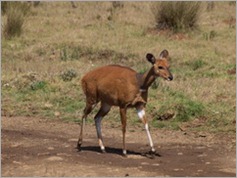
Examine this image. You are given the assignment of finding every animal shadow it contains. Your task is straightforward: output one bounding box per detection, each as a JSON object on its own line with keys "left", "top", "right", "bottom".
{"left": 76, "top": 146, "right": 161, "bottom": 159}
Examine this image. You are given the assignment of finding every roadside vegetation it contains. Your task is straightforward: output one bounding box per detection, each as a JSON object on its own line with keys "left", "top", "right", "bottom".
{"left": 2, "top": 2, "right": 236, "bottom": 134}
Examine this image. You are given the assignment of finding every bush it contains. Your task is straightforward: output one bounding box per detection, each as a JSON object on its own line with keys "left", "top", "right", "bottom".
{"left": 30, "top": 81, "right": 47, "bottom": 91}
{"left": 60, "top": 69, "right": 77, "bottom": 82}
{"left": 1, "top": 2, "right": 8, "bottom": 15}
{"left": 3, "top": 2, "right": 30, "bottom": 39}
{"left": 152, "top": 2, "right": 201, "bottom": 33}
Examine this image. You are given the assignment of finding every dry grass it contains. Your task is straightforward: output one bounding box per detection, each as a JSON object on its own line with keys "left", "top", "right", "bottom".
{"left": 2, "top": 2, "right": 236, "bottom": 133}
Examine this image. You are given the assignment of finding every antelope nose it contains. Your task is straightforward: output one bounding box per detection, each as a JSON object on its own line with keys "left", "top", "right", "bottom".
{"left": 168, "top": 76, "right": 173, "bottom": 81}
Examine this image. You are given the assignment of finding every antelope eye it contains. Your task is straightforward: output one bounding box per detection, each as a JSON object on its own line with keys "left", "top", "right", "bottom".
{"left": 158, "top": 66, "right": 164, "bottom": 70}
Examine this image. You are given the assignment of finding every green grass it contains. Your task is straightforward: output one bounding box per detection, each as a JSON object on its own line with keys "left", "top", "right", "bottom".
{"left": 147, "top": 86, "right": 205, "bottom": 129}
{"left": 1, "top": 2, "right": 236, "bottom": 134}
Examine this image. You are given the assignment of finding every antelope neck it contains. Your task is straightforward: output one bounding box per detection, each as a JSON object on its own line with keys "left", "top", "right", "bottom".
{"left": 137, "top": 67, "right": 157, "bottom": 92}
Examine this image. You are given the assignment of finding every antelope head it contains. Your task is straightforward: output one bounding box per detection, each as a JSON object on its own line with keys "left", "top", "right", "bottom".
{"left": 146, "top": 50, "right": 173, "bottom": 81}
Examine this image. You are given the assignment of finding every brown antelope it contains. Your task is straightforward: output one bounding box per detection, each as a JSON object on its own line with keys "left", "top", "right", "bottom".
{"left": 77, "top": 49, "right": 173, "bottom": 156}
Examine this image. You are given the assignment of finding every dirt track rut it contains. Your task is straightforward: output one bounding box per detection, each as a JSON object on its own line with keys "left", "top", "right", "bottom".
{"left": 1, "top": 116, "right": 236, "bottom": 177}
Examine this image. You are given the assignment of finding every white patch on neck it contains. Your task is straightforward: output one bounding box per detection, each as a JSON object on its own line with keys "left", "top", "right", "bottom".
{"left": 137, "top": 109, "right": 145, "bottom": 119}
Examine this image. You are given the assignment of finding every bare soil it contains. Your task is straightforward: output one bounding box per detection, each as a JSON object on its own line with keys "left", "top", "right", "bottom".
{"left": 1, "top": 116, "right": 236, "bottom": 177}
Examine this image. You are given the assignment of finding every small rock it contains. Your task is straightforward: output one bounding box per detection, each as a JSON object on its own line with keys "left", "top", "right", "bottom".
{"left": 197, "top": 153, "right": 207, "bottom": 157}
{"left": 47, "top": 147, "right": 54, "bottom": 150}
{"left": 198, "top": 134, "right": 206, "bottom": 137}
{"left": 64, "top": 144, "right": 70, "bottom": 148}
{"left": 141, "top": 162, "right": 149, "bottom": 165}
{"left": 205, "top": 162, "right": 211, "bottom": 165}
{"left": 68, "top": 138, "right": 78, "bottom": 142}
{"left": 128, "top": 155, "right": 143, "bottom": 159}
{"left": 177, "top": 152, "right": 183, "bottom": 155}
{"left": 11, "top": 143, "right": 21, "bottom": 148}
{"left": 13, "top": 161, "right": 22, "bottom": 165}
{"left": 54, "top": 111, "right": 60, "bottom": 117}
{"left": 44, "top": 103, "right": 53, "bottom": 108}
{"left": 196, "top": 146, "right": 206, "bottom": 149}
{"left": 57, "top": 153, "right": 70, "bottom": 157}
{"left": 47, "top": 156, "right": 63, "bottom": 161}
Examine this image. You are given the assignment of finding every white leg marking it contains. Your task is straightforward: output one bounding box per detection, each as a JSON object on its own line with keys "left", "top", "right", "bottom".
{"left": 137, "top": 109, "right": 155, "bottom": 152}
{"left": 145, "top": 123, "right": 154, "bottom": 149}
{"left": 99, "top": 139, "right": 105, "bottom": 150}
{"left": 123, "top": 149, "right": 127, "bottom": 155}
{"left": 137, "top": 109, "right": 145, "bottom": 120}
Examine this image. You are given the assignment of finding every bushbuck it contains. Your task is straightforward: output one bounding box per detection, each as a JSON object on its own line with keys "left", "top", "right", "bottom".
{"left": 77, "top": 49, "right": 173, "bottom": 156}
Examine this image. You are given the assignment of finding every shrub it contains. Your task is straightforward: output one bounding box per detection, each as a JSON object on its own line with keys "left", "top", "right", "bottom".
{"left": 1, "top": 2, "right": 8, "bottom": 15}
{"left": 3, "top": 2, "right": 30, "bottom": 39}
{"left": 60, "top": 69, "right": 77, "bottom": 82}
{"left": 152, "top": 2, "right": 201, "bottom": 33}
{"left": 30, "top": 81, "right": 47, "bottom": 91}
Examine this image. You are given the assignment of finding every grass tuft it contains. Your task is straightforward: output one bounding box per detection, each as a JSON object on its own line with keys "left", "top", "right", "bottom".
{"left": 185, "top": 59, "right": 207, "bottom": 71}
{"left": 30, "top": 81, "right": 47, "bottom": 91}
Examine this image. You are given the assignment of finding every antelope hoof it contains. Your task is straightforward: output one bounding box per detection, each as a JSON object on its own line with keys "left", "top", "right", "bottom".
{"left": 122, "top": 150, "right": 127, "bottom": 157}
{"left": 148, "top": 149, "right": 161, "bottom": 157}
{"left": 101, "top": 149, "right": 106, "bottom": 153}
{"left": 141, "top": 149, "right": 156, "bottom": 159}
{"left": 77, "top": 143, "right": 82, "bottom": 152}
{"left": 149, "top": 149, "right": 156, "bottom": 155}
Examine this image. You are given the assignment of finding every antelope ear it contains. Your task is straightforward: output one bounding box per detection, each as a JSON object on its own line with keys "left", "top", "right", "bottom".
{"left": 159, "top": 49, "right": 169, "bottom": 59}
{"left": 146, "top": 53, "right": 156, "bottom": 64}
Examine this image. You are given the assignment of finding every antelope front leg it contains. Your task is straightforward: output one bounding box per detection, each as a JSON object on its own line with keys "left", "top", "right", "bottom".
{"left": 136, "top": 106, "right": 156, "bottom": 154}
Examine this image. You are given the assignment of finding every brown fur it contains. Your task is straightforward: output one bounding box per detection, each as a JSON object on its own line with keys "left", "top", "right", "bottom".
{"left": 82, "top": 65, "right": 144, "bottom": 107}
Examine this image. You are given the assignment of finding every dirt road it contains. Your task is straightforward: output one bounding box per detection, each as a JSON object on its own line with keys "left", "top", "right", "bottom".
{"left": 1, "top": 116, "right": 236, "bottom": 177}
